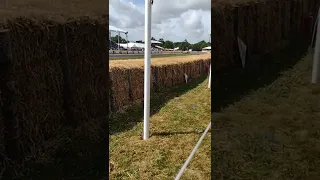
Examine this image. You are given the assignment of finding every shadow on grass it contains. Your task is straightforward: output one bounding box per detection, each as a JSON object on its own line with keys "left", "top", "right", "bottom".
{"left": 16, "top": 129, "right": 108, "bottom": 180}
{"left": 109, "top": 75, "right": 208, "bottom": 135}
{"left": 212, "top": 38, "right": 310, "bottom": 112}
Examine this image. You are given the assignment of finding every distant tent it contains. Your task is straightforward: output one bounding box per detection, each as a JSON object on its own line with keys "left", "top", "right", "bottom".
{"left": 109, "top": 25, "right": 128, "bottom": 33}
{"left": 155, "top": 45, "right": 163, "bottom": 49}
{"left": 118, "top": 42, "right": 145, "bottom": 49}
{"left": 202, "top": 46, "right": 211, "bottom": 50}
{"left": 151, "top": 40, "right": 162, "bottom": 44}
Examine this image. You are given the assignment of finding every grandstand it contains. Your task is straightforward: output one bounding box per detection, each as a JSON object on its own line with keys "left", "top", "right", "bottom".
{"left": 109, "top": 25, "right": 164, "bottom": 53}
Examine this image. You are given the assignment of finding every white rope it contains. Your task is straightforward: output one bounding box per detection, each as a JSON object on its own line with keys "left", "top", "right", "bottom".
{"left": 174, "top": 122, "right": 211, "bottom": 180}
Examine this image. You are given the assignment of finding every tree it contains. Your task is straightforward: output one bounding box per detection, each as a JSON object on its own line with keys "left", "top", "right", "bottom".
{"left": 163, "top": 40, "right": 174, "bottom": 49}
{"left": 189, "top": 40, "right": 210, "bottom": 51}
{"left": 159, "top": 38, "right": 164, "bottom": 42}
{"left": 151, "top": 37, "right": 156, "bottom": 40}
{"left": 111, "top": 35, "right": 127, "bottom": 43}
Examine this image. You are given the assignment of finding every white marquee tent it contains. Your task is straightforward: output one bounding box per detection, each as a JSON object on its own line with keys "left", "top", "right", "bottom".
{"left": 202, "top": 46, "right": 211, "bottom": 50}
{"left": 118, "top": 42, "right": 145, "bottom": 49}
{"left": 109, "top": 25, "right": 128, "bottom": 50}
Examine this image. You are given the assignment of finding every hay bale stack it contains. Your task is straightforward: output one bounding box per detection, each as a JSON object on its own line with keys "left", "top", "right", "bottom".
{"left": 212, "top": 6, "right": 235, "bottom": 71}
{"left": 2, "top": 18, "right": 64, "bottom": 156}
{"left": 0, "top": 15, "right": 108, "bottom": 160}
{"left": 158, "top": 64, "right": 173, "bottom": 90}
{"left": 172, "top": 63, "right": 185, "bottom": 86}
{"left": 0, "top": 111, "right": 3, "bottom": 153}
{"left": 64, "top": 19, "right": 108, "bottom": 123}
{"left": 109, "top": 68, "right": 130, "bottom": 112}
{"left": 109, "top": 57, "right": 211, "bottom": 112}
{"left": 212, "top": 0, "right": 320, "bottom": 75}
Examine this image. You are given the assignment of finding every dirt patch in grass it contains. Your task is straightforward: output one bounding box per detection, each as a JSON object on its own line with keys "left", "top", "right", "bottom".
{"left": 110, "top": 77, "right": 211, "bottom": 180}
{"left": 212, "top": 53, "right": 320, "bottom": 179}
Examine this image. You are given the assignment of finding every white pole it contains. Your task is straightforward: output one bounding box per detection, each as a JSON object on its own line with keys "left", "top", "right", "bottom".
{"left": 175, "top": 122, "right": 211, "bottom": 180}
{"left": 208, "top": 63, "right": 211, "bottom": 88}
{"left": 118, "top": 32, "right": 120, "bottom": 51}
{"left": 312, "top": 8, "right": 320, "bottom": 84}
{"left": 143, "top": 0, "right": 152, "bottom": 140}
{"left": 126, "top": 33, "right": 128, "bottom": 51}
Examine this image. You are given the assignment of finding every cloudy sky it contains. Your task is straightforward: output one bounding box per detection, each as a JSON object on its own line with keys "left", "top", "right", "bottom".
{"left": 109, "top": 0, "right": 211, "bottom": 44}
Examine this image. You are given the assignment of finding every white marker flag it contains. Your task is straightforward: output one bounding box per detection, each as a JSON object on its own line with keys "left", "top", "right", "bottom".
{"left": 237, "top": 37, "right": 247, "bottom": 68}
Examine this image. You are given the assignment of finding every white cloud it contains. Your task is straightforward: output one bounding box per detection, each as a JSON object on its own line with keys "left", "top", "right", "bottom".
{"left": 109, "top": 0, "right": 211, "bottom": 43}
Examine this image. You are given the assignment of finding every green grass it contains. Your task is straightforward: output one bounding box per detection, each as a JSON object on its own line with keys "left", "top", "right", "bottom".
{"left": 212, "top": 52, "right": 320, "bottom": 179}
{"left": 109, "top": 76, "right": 211, "bottom": 180}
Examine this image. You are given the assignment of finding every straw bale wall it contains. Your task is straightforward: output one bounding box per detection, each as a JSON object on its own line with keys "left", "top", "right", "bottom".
{"left": 0, "top": 16, "right": 108, "bottom": 160}
{"left": 65, "top": 20, "right": 108, "bottom": 124}
{"left": 212, "top": 0, "right": 320, "bottom": 74}
{"left": 109, "top": 58, "right": 210, "bottom": 112}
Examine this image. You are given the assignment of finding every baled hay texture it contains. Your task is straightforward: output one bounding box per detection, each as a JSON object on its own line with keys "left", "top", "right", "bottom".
{"left": 212, "top": 7, "right": 235, "bottom": 71}
{"left": 184, "top": 62, "right": 193, "bottom": 78}
{"left": 0, "top": 111, "right": 3, "bottom": 153}
{"left": 195, "top": 60, "right": 202, "bottom": 77}
{"left": 109, "top": 58, "right": 211, "bottom": 111}
{"left": 5, "top": 18, "right": 64, "bottom": 157}
{"left": 109, "top": 68, "right": 130, "bottom": 112}
{"left": 129, "top": 67, "right": 155, "bottom": 103}
{"left": 172, "top": 63, "right": 185, "bottom": 86}
{"left": 0, "top": 0, "right": 108, "bottom": 20}
{"left": 64, "top": 20, "right": 108, "bottom": 124}
{"left": 157, "top": 65, "right": 173, "bottom": 91}
{"left": 109, "top": 54, "right": 211, "bottom": 68}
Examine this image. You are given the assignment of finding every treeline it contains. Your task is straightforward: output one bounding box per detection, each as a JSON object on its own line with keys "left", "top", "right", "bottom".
{"left": 110, "top": 35, "right": 210, "bottom": 51}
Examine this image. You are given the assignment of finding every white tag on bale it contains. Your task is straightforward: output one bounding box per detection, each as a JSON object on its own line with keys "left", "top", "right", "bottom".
{"left": 184, "top": 73, "right": 188, "bottom": 83}
{"left": 237, "top": 37, "right": 247, "bottom": 68}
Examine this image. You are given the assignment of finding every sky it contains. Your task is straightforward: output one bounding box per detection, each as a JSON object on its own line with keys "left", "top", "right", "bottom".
{"left": 109, "top": 0, "right": 211, "bottom": 44}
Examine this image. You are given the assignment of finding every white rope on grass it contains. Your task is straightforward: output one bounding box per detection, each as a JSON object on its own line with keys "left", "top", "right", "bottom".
{"left": 174, "top": 122, "right": 211, "bottom": 180}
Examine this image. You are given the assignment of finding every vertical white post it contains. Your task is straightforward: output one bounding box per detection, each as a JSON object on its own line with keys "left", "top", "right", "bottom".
{"left": 143, "top": 0, "right": 152, "bottom": 140}
{"left": 118, "top": 32, "right": 120, "bottom": 51}
{"left": 208, "top": 63, "right": 211, "bottom": 88}
{"left": 312, "top": 8, "right": 320, "bottom": 84}
{"left": 126, "top": 33, "right": 128, "bottom": 51}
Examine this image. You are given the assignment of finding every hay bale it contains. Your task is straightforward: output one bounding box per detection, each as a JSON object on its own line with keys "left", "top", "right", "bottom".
{"left": 129, "top": 67, "right": 155, "bottom": 104}
{"left": 194, "top": 60, "right": 201, "bottom": 77}
{"left": 172, "top": 63, "right": 185, "bottom": 86}
{"left": 158, "top": 64, "right": 173, "bottom": 90}
{"left": 129, "top": 68, "right": 144, "bottom": 103}
{"left": 110, "top": 68, "right": 130, "bottom": 112}
{"left": 0, "top": 110, "right": 4, "bottom": 153}
{"left": 212, "top": 7, "right": 236, "bottom": 71}
{"left": 3, "top": 17, "right": 64, "bottom": 157}
{"left": 64, "top": 20, "right": 108, "bottom": 123}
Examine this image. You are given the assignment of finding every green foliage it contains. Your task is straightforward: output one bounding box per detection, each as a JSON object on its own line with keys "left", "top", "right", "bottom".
{"left": 111, "top": 35, "right": 128, "bottom": 43}
{"left": 159, "top": 38, "right": 210, "bottom": 51}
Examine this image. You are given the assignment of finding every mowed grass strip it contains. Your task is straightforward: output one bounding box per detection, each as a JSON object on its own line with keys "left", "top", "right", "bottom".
{"left": 109, "top": 78, "right": 211, "bottom": 180}
{"left": 212, "top": 53, "right": 320, "bottom": 179}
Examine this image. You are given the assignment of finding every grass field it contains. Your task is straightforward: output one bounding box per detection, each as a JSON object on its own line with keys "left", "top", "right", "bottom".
{"left": 109, "top": 76, "right": 211, "bottom": 180}
{"left": 109, "top": 54, "right": 210, "bottom": 68}
{"left": 212, "top": 51, "right": 320, "bottom": 179}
